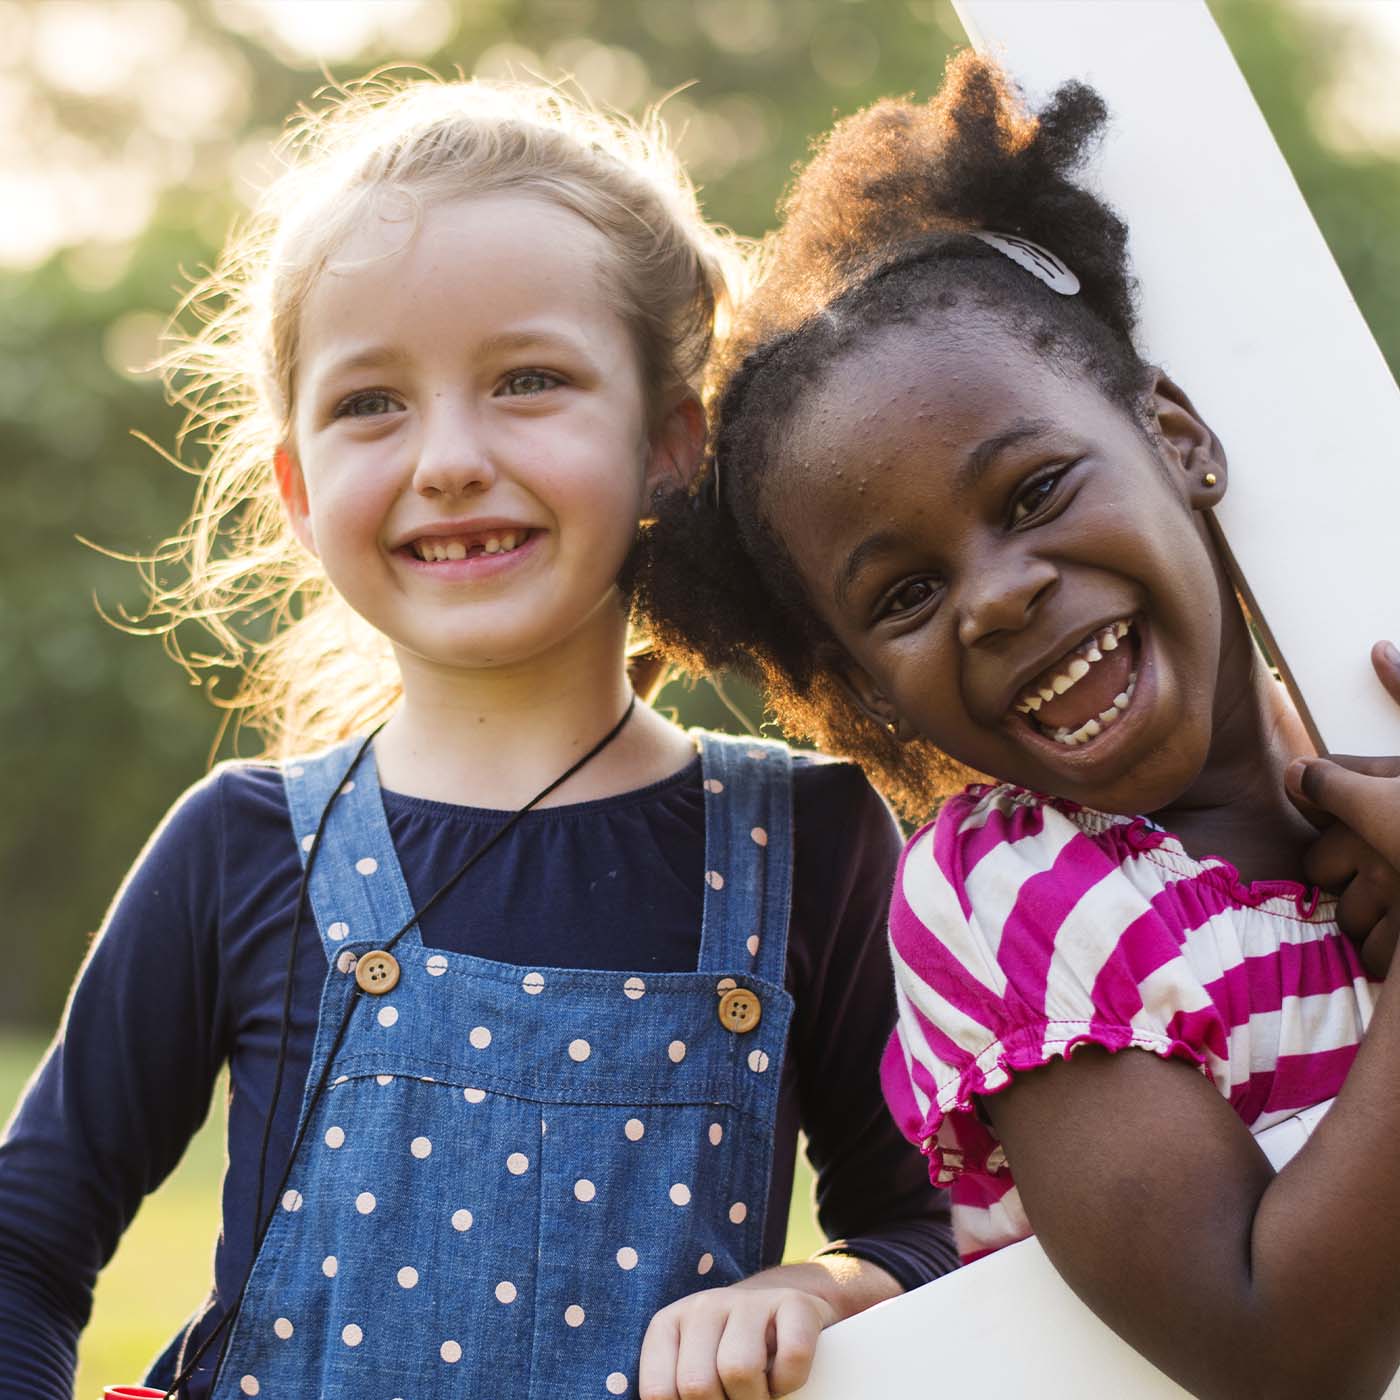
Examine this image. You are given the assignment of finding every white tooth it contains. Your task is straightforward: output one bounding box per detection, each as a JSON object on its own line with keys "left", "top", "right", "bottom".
{"left": 445, "top": 541, "right": 466, "bottom": 561}
{"left": 1039, "top": 687, "right": 1055, "bottom": 703}
{"left": 1100, "top": 629, "right": 1119, "bottom": 651}
{"left": 1024, "top": 694, "right": 1042, "bottom": 712}
{"left": 1115, "top": 620, "right": 1129, "bottom": 638}
{"left": 484, "top": 537, "right": 501, "bottom": 554}
{"left": 1015, "top": 702, "right": 1031, "bottom": 715}
{"left": 1098, "top": 708, "right": 1118, "bottom": 725}
{"left": 1051, "top": 673, "right": 1075, "bottom": 695}
{"left": 502, "top": 532, "right": 518, "bottom": 551}
{"left": 430, "top": 542, "right": 445, "bottom": 561}
{"left": 1113, "top": 692, "right": 1130, "bottom": 710}
{"left": 1086, "top": 646, "right": 1102, "bottom": 663}
{"left": 1078, "top": 719, "right": 1101, "bottom": 740}
{"left": 1067, "top": 657, "right": 1091, "bottom": 682}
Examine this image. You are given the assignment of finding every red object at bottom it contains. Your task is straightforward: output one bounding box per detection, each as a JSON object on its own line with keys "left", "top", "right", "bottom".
{"left": 104, "top": 1389, "right": 167, "bottom": 1398}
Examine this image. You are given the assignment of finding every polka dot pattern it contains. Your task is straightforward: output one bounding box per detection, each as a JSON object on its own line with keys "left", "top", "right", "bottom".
{"left": 750, "top": 826, "right": 768, "bottom": 846}
{"left": 241, "top": 1376, "right": 260, "bottom": 1395}
{"left": 565, "top": 1304, "right": 585, "bottom": 1327}
{"left": 327, "top": 921, "right": 348, "bottom": 941}
{"left": 702, "top": 777, "right": 724, "bottom": 793}
{"left": 624, "top": 1118, "right": 645, "bottom": 1141}
{"left": 463, "top": 1087, "right": 486, "bottom": 1104}
{"left": 342, "top": 1323, "right": 363, "bottom": 1347}
{"left": 623, "top": 976, "right": 646, "bottom": 1000}
{"left": 377, "top": 1006, "right": 399, "bottom": 1028}
{"left": 451, "top": 1208, "right": 474, "bottom": 1231}
{"left": 574, "top": 1178, "right": 596, "bottom": 1202}
{"left": 729, "top": 1201, "right": 748, "bottom": 1224}
{"left": 441, "top": 1340, "right": 463, "bottom": 1364}
{"left": 522, "top": 971, "right": 545, "bottom": 994}
{"left": 425, "top": 954, "right": 448, "bottom": 976}
{"left": 667, "top": 1040, "right": 686, "bottom": 1064}
{"left": 301, "top": 834, "right": 315, "bottom": 852}
{"left": 567, "top": 1038, "right": 591, "bottom": 1062}
{"left": 355, "top": 857, "right": 378, "bottom": 876}
{"left": 324, "top": 1126, "right": 345, "bottom": 1150}
{"left": 398, "top": 1265, "right": 419, "bottom": 1289}
{"left": 469, "top": 1026, "right": 492, "bottom": 1049}
{"left": 281, "top": 1190, "right": 303, "bottom": 1213}
{"left": 606, "top": 1374, "right": 629, "bottom": 1395}
{"left": 506, "top": 1152, "right": 529, "bottom": 1175}
{"left": 496, "top": 1280, "right": 518, "bottom": 1304}
{"left": 708, "top": 1123, "right": 723, "bottom": 1146}
{"left": 410, "top": 1136, "right": 432, "bottom": 1159}
{"left": 715, "top": 977, "right": 737, "bottom": 993}
{"left": 746, "top": 935, "right": 760, "bottom": 957}
{"left": 748, "top": 1049, "right": 770, "bottom": 1074}
{"left": 322, "top": 1255, "right": 338, "bottom": 1278}
{"left": 669, "top": 1183, "right": 691, "bottom": 1206}
{"left": 705, "top": 870, "right": 725, "bottom": 890}
{"left": 698, "top": 1252, "right": 714, "bottom": 1275}
{"left": 375, "top": 1074, "right": 393, "bottom": 1086}
{"left": 616, "top": 1246, "right": 638, "bottom": 1270}
{"left": 274, "top": 1317, "right": 294, "bottom": 1340}
{"left": 336, "top": 951, "right": 357, "bottom": 975}
{"left": 355, "top": 1192, "right": 376, "bottom": 1215}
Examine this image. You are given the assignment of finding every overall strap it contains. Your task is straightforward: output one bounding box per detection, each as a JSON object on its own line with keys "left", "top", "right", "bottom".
{"left": 282, "top": 741, "right": 423, "bottom": 963}
{"left": 695, "top": 732, "right": 794, "bottom": 986}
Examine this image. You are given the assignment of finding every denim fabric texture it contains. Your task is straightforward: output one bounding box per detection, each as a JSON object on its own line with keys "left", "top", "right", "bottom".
{"left": 204, "top": 731, "right": 795, "bottom": 1399}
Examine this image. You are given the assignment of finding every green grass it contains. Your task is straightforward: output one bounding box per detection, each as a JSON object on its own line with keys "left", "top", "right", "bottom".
{"left": 1, "top": 1031, "right": 822, "bottom": 1394}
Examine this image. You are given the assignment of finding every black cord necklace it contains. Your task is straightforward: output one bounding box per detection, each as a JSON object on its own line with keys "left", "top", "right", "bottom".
{"left": 166, "top": 694, "right": 638, "bottom": 1397}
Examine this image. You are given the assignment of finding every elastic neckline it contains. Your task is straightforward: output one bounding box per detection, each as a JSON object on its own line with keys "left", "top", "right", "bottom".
{"left": 379, "top": 753, "right": 702, "bottom": 823}
{"left": 972, "top": 782, "right": 1335, "bottom": 919}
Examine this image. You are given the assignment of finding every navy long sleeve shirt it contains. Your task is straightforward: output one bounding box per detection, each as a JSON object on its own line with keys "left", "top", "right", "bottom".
{"left": 0, "top": 749, "right": 956, "bottom": 1395}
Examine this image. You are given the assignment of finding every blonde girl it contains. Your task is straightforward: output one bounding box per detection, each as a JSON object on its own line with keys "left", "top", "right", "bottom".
{"left": 0, "top": 76, "right": 954, "bottom": 1400}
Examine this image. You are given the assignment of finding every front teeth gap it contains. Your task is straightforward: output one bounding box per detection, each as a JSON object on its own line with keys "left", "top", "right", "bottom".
{"left": 415, "top": 531, "right": 525, "bottom": 562}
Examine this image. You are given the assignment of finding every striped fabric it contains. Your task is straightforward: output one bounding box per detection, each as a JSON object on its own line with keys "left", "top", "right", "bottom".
{"left": 880, "top": 784, "right": 1375, "bottom": 1262}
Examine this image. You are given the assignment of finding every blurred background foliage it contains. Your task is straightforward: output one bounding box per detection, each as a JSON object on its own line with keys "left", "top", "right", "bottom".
{"left": 3, "top": 0, "right": 1399, "bottom": 1035}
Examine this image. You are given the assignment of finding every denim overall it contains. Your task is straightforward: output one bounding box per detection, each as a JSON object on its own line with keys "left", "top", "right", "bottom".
{"left": 204, "top": 731, "right": 794, "bottom": 1399}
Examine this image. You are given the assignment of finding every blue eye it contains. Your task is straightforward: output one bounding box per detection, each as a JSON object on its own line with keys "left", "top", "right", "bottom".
{"left": 499, "top": 370, "right": 561, "bottom": 397}
{"left": 334, "top": 390, "right": 400, "bottom": 419}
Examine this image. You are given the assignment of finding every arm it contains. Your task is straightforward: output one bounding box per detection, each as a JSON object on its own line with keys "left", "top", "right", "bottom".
{"left": 985, "top": 990, "right": 1400, "bottom": 1400}
{"left": 0, "top": 776, "right": 229, "bottom": 1395}
{"left": 639, "top": 762, "right": 955, "bottom": 1400}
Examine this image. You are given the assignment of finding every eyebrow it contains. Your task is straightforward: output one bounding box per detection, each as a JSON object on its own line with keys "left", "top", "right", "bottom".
{"left": 834, "top": 528, "right": 906, "bottom": 609}
{"left": 956, "top": 418, "right": 1057, "bottom": 491}
{"left": 312, "top": 329, "right": 590, "bottom": 389}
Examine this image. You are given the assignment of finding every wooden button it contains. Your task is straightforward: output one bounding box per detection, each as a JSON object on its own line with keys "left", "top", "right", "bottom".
{"left": 717, "top": 987, "right": 761, "bottom": 1034}
{"left": 355, "top": 950, "right": 400, "bottom": 996}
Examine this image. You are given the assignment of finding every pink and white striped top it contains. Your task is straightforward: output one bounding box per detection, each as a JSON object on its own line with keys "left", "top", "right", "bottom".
{"left": 880, "top": 783, "right": 1376, "bottom": 1263}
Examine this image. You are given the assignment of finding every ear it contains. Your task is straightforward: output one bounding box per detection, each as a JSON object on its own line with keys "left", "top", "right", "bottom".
{"left": 824, "top": 645, "right": 909, "bottom": 741}
{"left": 643, "top": 393, "right": 706, "bottom": 501}
{"left": 274, "top": 446, "right": 318, "bottom": 555}
{"left": 1147, "top": 373, "right": 1227, "bottom": 510}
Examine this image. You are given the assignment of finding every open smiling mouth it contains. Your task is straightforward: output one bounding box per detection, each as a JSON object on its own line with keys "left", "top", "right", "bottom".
{"left": 1010, "top": 618, "right": 1140, "bottom": 748}
{"left": 409, "top": 529, "right": 533, "bottom": 562}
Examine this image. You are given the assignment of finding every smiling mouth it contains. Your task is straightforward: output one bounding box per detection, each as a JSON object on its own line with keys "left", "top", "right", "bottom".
{"left": 1010, "top": 618, "right": 1140, "bottom": 747}
{"left": 408, "top": 528, "right": 532, "bottom": 562}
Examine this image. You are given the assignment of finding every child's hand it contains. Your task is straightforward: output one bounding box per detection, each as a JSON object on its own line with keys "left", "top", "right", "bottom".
{"left": 637, "top": 1272, "right": 836, "bottom": 1400}
{"left": 1286, "top": 642, "right": 1400, "bottom": 976}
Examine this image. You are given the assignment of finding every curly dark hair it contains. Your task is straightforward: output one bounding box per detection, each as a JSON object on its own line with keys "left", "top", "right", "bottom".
{"left": 633, "top": 52, "right": 1155, "bottom": 819}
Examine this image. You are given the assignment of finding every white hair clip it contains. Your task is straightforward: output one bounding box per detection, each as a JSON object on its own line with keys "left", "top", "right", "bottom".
{"left": 972, "top": 231, "right": 1081, "bottom": 295}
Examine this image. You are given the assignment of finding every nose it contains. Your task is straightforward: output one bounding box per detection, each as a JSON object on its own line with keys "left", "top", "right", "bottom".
{"left": 411, "top": 397, "right": 497, "bottom": 498}
{"left": 955, "top": 553, "right": 1058, "bottom": 649}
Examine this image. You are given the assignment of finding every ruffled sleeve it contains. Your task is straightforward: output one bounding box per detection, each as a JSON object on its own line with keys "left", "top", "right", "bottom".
{"left": 880, "top": 786, "right": 1230, "bottom": 1194}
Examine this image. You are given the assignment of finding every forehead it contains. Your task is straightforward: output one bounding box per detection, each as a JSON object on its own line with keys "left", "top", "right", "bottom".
{"left": 297, "top": 192, "right": 624, "bottom": 362}
{"left": 770, "top": 313, "right": 1124, "bottom": 577}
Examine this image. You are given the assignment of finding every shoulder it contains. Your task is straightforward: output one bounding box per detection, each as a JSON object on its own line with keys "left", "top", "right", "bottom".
{"left": 790, "top": 749, "right": 903, "bottom": 869}
{"left": 893, "top": 783, "right": 1135, "bottom": 936}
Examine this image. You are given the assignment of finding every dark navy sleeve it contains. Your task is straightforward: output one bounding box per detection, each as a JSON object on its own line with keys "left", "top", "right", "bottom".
{"left": 782, "top": 760, "right": 959, "bottom": 1290}
{"left": 0, "top": 773, "right": 232, "bottom": 1396}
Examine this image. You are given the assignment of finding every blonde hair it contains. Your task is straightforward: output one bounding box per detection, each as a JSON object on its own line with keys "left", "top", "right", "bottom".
{"left": 149, "top": 71, "right": 747, "bottom": 756}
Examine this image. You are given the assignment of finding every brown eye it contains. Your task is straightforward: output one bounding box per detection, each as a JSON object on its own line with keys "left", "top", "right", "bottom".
{"left": 878, "top": 577, "right": 939, "bottom": 621}
{"left": 1009, "top": 466, "right": 1071, "bottom": 525}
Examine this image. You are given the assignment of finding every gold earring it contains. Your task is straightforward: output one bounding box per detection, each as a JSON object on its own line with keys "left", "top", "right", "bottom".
{"left": 1203, "top": 472, "right": 1218, "bottom": 488}
{"left": 886, "top": 720, "right": 899, "bottom": 737}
